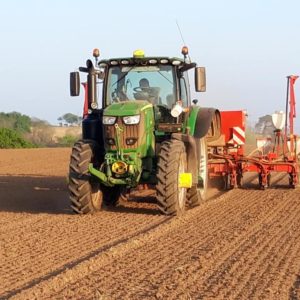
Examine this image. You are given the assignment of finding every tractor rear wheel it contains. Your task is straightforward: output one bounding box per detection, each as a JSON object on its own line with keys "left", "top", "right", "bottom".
{"left": 156, "top": 139, "right": 187, "bottom": 215}
{"left": 187, "top": 137, "right": 208, "bottom": 207}
{"left": 69, "top": 140, "right": 103, "bottom": 214}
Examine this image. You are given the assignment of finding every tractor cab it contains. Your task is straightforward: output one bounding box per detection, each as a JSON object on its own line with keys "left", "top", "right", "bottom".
{"left": 70, "top": 48, "right": 206, "bottom": 130}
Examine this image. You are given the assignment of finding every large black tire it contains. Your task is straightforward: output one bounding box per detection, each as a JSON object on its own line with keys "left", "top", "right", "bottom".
{"left": 69, "top": 140, "right": 103, "bottom": 214}
{"left": 156, "top": 139, "right": 188, "bottom": 215}
{"left": 289, "top": 172, "right": 299, "bottom": 189}
{"left": 187, "top": 137, "right": 208, "bottom": 207}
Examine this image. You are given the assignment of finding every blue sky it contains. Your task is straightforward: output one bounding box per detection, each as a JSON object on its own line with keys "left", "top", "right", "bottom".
{"left": 0, "top": 0, "right": 300, "bottom": 131}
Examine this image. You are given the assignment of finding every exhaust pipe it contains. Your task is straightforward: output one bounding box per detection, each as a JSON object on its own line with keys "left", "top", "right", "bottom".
{"left": 86, "top": 59, "right": 98, "bottom": 109}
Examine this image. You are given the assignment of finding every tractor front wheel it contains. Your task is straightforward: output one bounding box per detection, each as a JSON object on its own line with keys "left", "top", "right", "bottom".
{"left": 156, "top": 139, "right": 187, "bottom": 215}
{"left": 69, "top": 140, "right": 103, "bottom": 214}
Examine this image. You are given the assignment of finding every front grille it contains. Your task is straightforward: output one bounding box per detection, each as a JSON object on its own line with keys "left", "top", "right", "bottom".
{"left": 104, "top": 117, "right": 143, "bottom": 150}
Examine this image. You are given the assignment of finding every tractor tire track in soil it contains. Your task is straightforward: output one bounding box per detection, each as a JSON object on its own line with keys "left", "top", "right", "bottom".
{"left": 1, "top": 148, "right": 300, "bottom": 300}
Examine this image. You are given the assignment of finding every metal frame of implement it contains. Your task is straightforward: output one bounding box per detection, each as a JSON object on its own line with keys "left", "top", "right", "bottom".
{"left": 208, "top": 75, "right": 299, "bottom": 189}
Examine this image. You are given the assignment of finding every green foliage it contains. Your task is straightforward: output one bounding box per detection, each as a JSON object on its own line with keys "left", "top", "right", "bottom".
{"left": 56, "top": 135, "right": 78, "bottom": 147}
{"left": 0, "top": 128, "right": 36, "bottom": 149}
{"left": 58, "top": 113, "right": 82, "bottom": 125}
{"left": 0, "top": 112, "right": 31, "bottom": 133}
{"left": 14, "top": 113, "right": 31, "bottom": 132}
{"left": 0, "top": 112, "right": 81, "bottom": 148}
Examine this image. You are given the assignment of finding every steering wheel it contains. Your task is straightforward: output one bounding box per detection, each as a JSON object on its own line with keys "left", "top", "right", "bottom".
{"left": 133, "top": 86, "right": 150, "bottom": 92}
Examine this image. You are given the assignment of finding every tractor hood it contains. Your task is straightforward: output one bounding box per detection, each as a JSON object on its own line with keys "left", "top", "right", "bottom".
{"left": 104, "top": 100, "right": 152, "bottom": 116}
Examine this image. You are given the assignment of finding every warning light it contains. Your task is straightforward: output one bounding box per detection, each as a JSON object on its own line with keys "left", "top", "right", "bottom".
{"left": 93, "top": 48, "right": 100, "bottom": 58}
{"left": 133, "top": 49, "right": 145, "bottom": 58}
{"left": 181, "top": 46, "right": 189, "bottom": 56}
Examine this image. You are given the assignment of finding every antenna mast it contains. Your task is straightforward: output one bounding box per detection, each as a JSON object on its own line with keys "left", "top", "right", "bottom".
{"left": 176, "top": 20, "right": 191, "bottom": 62}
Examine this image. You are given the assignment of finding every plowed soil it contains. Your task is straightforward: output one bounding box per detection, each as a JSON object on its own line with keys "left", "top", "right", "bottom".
{"left": 1, "top": 148, "right": 300, "bottom": 300}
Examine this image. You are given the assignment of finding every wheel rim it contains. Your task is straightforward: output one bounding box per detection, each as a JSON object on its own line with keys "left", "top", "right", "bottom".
{"left": 178, "top": 152, "right": 186, "bottom": 211}
{"left": 198, "top": 138, "right": 208, "bottom": 198}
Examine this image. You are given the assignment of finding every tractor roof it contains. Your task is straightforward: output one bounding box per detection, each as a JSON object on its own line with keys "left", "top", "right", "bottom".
{"left": 97, "top": 56, "right": 186, "bottom": 68}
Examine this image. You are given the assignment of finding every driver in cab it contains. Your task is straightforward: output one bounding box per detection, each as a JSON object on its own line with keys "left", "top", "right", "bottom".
{"left": 133, "top": 78, "right": 160, "bottom": 105}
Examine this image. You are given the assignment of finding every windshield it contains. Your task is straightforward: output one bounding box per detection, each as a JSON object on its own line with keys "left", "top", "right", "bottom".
{"left": 106, "top": 64, "right": 176, "bottom": 107}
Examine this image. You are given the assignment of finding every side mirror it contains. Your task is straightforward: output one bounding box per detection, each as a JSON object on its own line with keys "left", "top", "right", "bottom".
{"left": 195, "top": 67, "right": 206, "bottom": 92}
{"left": 70, "top": 72, "right": 80, "bottom": 96}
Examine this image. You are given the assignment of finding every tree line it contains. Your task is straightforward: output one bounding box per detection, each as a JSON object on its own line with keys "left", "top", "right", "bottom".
{"left": 0, "top": 112, "right": 81, "bottom": 148}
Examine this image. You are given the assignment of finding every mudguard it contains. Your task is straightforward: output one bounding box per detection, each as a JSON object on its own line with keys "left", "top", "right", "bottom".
{"left": 194, "top": 107, "right": 220, "bottom": 139}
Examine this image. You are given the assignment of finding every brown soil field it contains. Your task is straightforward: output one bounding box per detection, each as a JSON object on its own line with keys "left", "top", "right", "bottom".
{"left": 0, "top": 148, "right": 300, "bottom": 299}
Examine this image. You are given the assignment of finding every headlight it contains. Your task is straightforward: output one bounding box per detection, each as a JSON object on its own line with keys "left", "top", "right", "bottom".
{"left": 123, "top": 115, "right": 140, "bottom": 125}
{"left": 103, "top": 116, "right": 116, "bottom": 125}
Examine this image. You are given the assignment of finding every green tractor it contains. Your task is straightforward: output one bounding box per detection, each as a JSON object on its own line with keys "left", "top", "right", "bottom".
{"left": 69, "top": 47, "right": 220, "bottom": 215}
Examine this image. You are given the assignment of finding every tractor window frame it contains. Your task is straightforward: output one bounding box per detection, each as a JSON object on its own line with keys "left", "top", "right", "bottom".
{"left": 178, "top": 71, "right": 191, "bottom": 107}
